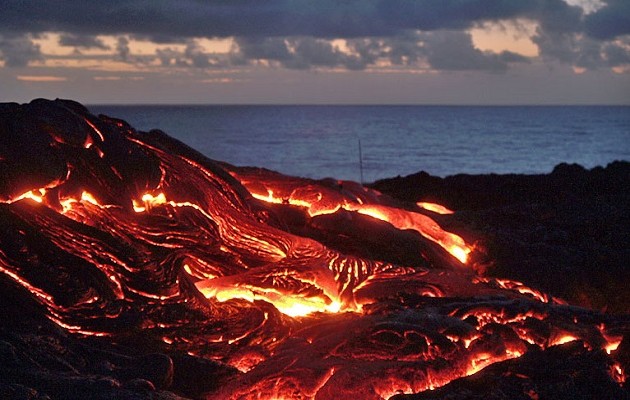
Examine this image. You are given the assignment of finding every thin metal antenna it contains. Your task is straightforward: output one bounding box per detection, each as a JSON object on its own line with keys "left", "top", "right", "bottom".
{"left": 358, "top": 138, "right": 364, "bottom": 185}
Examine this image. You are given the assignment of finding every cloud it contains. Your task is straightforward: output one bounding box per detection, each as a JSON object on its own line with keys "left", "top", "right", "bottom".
{"left": 58, "top": 33, "right": 109, "bottom": 49}
{"left": 230, "top": 32, "right": 531, "bottom": 72}
{"left": 573, "top": 37, "right": 606, "bottom": 69}
{"left": 421, "top": 31, "right": 509, "bottom": 71}
{"left": 531, "top": 24, "right": 627, "bottom": 69}
{"left": 184, "top": 41, "right": 211, "bottom": 68}
{"left": 533, "top": 0, "right": 584, "bottom": 34}
{"left": 499, "top": 50, "right": 532, "bottom": 63}
{"left": 200, "top": 77, "right": 246, "bottom": 84}
{"left": 115, "top": 36, "right": 130, "bottom": 61}
{"left": 375, "top": 33, "right": 423, "bottom": 66}
{"left": 93, "top": 76, "right": 122, "bottom": 81}
{"left": 0, "top": 0, "right": 596, "bottom": 39}
{"left": 236, "top": 37, "right": 292, "bottom": 63}
{"left": 17, "top": 75, "right": 66, "bottom": 82}
{"left": 155, "top": 47, "right": 182, "bottom": 67}
{"left": 0, "top": 35, "right": 42, "bottom": 67}
{"left": 532, "top": 28, "right": 576, "bottom": 63}
{"left": 286, "top": 38, "right": 345, "bottom": 69}
{"left": 153, "top": 40, "right": 231, "bottom": 68}
{"left": 233, "top": 37, "right": 368, "bottom": 70}
{"left": 603, "top": 41, "right": 630, "bottom": 67}
{"left": 584, "top": 0, "right": 630, "bottom": 39}
{"left": 0, "top": 0, "right": 628, "bottom": 74}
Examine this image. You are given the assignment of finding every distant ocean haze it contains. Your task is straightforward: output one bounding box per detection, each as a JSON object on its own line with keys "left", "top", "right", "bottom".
{"left": 90, "top": 105, "right": 630, "bottom": 182}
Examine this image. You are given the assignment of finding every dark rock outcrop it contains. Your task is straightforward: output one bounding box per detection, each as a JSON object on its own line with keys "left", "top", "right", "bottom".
{"left": 371, "top": 162, "right": 630, "bottom": 314}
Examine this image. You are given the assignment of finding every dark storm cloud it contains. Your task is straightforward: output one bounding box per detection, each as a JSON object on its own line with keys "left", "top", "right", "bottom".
{"left": 184, "top": 41, "right": 212, "bottom": 68}
{"left": 421, "top": 31, "right": 508, "bottom": 71}
{"left": 286, "top": 38, "right": 369, "bottom": 70}
{"left": 155, "top": 47, "right": 180, "bottom": 67}
{"left": 531, "top": 24, "right": 619, "bottom": 70}
{"left": 499, "top": 50, "right": 531, "bottom": 64}
{"left": 0, "top": 0, "right": 628, "bottom": 73}
{"left": 232, "top": 31, "right": 530, "bottom": 72}
{"left": 234, "top": 37, "right": 368, "bottom": 70}
{"left": 0, "top": 35, "right": 42, "bottom": 67}
{"left": 0, "top": 0, "right": 597, "bottom": 39}
{"left": 115, "top": 36, "right": 130, "bottom": 62}
{"left": 237, "top": 37, "right": 292, "bottom": 62}
{"left": 584, "top": 0, "right": 630, "bottom": 40}
{"left": 532, "top": 28, "right": 576, "bottom": 64}
{"left": 58, "top": 33, "right": 109, "bottom": 49}
{"left": 153, "top": 43, "right": 231, "bottom": 69}
{"left": 602, "top": 40, "right": 630, "bottom": 67}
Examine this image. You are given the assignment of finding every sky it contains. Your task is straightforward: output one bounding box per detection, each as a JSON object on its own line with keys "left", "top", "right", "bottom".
{"left": 0, "top": 0, "right": 629, "bottom": 105}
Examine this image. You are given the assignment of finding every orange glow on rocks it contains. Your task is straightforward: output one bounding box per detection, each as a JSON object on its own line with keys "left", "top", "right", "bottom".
{"left": 0, "top": 100, "right": 626, "bottom": 400}
{"left": 244, "top": 178, "right": 471, "bottom": 264}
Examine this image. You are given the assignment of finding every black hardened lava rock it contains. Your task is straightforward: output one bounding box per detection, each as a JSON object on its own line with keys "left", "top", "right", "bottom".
{"left": 371, "top": 161, "right": 630, "bottom": 314}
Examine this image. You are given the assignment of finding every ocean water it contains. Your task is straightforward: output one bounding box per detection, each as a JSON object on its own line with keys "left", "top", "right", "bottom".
{"left": 90, "top": 105, "right": 630, "bottom": 182}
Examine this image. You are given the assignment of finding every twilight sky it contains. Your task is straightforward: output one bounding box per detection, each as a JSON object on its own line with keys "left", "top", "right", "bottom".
{"left": 1, "top": 0, "right": 629, "bottom": 104}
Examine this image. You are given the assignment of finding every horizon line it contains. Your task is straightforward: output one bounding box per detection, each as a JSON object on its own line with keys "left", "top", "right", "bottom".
{"left": 85, "top": 102, "right": 630, "bottom": 107}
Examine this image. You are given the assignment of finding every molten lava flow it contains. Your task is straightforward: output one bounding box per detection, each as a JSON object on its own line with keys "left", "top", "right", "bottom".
{"left": 12, "top": 188, "right": 46, "bottom": 203}
{"left": 243, "top": 182, "right": 471, "bottom": 264}
{"left": 0, "top": 100, "right": 626, "bottom": 400}
{"left": 132, "top": 192, "right": 167, "bottom": 212}
{"left": 199, "top": 282, "right": 342, "bottom": 318}
{"left": 416, "top": 201, "right": 454, "bottom": 215}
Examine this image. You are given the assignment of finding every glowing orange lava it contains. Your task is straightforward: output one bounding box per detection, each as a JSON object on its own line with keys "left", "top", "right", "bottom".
{"left": 246, "top": 185, "right": 471, "bottom": 264}
{"left": 417, "top": 201, "right": 454, "bottom": 214}
{"left": 1, "top": 101, "right": 626, "bottom": 400}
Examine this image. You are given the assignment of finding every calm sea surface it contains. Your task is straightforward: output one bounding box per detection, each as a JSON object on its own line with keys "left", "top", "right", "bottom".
{"left": 89, "top": 105, "right": 630, "bottom": 182}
